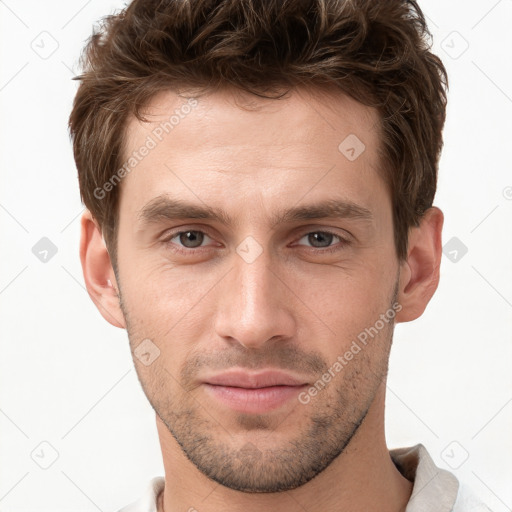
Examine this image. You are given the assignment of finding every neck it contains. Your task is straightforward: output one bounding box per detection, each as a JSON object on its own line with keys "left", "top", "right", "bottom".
{"left": 156, "top": 382, "right": 412, "bottom": 512}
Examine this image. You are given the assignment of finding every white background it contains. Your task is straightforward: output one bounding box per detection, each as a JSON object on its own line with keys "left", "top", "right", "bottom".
{"left": 1, "top": 1, "right": 511, "bottom": 510}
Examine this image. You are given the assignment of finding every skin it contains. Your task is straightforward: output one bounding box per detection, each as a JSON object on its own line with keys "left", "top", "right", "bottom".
{"left": 80, "top": 86, "right": 443, "bottom": 512}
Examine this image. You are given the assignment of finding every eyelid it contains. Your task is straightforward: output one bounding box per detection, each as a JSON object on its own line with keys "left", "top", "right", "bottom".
{"left": 295, "top": 225, "right": 352, "bottom": 239}
{"left": 160, "top": 225, "right": 351, "bottom": 241}
{"left": 161, "top": 227, "right": 216, "bottom": 245}
{"left": 293, "top": 229, "right": 351, "bottom": 250}
{"left": 298, "top": 229, "right": 344, "bottom": 241}
{"left": 161, "top": 226, "right": 352, "bottom": 255}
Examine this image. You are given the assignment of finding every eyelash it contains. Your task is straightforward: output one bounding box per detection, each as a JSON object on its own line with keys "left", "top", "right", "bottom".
{"left": 161, "top": 228, "right": 351, "bottom": 256}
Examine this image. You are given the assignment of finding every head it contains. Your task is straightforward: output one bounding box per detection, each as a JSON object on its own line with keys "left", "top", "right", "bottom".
{"left": 71, "top": 0, "right": 447, "bottom": 493}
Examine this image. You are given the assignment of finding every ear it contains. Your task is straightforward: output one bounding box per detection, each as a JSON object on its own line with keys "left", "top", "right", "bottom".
{"left": 395, "top": 206, "right": 444, "bottom": 323}
{"left": 80, "top": 210, "right": 126, "bottom": 329}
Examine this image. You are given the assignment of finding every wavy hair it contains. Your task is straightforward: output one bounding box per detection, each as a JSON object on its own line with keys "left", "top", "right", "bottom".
{"left": 69, "top": 0, "right": 448, "bottom": 267}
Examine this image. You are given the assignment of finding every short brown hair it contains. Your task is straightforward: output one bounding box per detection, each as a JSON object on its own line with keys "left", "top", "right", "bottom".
{"left": 68, "top": 0, "right": 448, "bottom": 269}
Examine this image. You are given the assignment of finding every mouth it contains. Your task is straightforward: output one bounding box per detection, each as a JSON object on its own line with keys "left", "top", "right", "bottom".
{"left": 202, "top": 370, "right": 309, "bottom": 414}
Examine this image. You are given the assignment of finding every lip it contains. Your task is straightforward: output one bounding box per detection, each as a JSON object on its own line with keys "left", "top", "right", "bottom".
{"left": 204, "top": 370, "right": 308, "bottom": 388}
{"left": 202, "top": 370, "right": 309, "bottom": 414}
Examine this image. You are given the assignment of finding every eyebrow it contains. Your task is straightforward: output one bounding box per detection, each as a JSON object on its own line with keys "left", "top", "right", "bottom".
{"left": 136, "top": 195, "right": 373, "bottom": 230}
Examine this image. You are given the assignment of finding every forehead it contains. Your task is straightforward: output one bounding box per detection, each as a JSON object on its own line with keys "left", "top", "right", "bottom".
{"left": 119, "top": 86, "right": 387, "bottom": 225}
{"left": 123, "top": 85, "right": 381, "bottom": 163}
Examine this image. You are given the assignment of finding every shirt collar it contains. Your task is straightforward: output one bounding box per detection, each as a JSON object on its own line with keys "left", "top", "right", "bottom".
{"left": 390, "top": 443, "right": 459, "bottom": 511}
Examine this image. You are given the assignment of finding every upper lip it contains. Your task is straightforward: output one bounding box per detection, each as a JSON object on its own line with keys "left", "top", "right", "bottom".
{"left": 204, "top": 370, "right": 308, "bottom": 388}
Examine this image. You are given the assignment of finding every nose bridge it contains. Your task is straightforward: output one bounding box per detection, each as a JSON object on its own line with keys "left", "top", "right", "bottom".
{"left": 214, "top": 238, "right": 295, "bottom": 348}
{"left": 235, "top": 243, "right": 275, "bottom": 313}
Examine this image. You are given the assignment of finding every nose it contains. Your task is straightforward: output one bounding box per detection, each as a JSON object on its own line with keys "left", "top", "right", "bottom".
{"left": 213, "top": 245, "right": 296, "bottom": 350}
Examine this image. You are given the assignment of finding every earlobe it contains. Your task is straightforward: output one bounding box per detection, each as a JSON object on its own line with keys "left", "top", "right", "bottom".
{"left": 395, "top": 207, "right": 444, "bottom": 323}
{"left": 80, "top": 210, "right": 126, "bottom": 329}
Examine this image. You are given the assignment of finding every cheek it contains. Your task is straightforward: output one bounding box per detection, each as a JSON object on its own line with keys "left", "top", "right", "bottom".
{"left": 298, "top": 266, "right": 396, "bottom": 363}
{"left": 305, "top": 264, "right": 391, "bottom": 321}
{"left": 118, "top": 258, "right": 221, "bottom": 348}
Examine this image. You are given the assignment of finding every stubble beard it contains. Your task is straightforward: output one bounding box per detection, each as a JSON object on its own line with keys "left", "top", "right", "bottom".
{"left": 119, "top": 279, "right": 397, "bottom": 493}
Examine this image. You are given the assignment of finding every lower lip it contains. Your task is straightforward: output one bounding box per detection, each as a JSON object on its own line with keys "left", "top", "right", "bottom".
{"left": 203, "top": 384, "right": 307, "bottom": 414}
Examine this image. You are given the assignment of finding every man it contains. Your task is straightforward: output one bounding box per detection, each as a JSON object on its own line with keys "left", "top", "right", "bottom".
{"left": 68, "top": 0, "right": 489, "bottom": 510}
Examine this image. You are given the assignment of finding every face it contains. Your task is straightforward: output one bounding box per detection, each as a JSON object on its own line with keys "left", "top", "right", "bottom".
{"left": 113, "top": 86, "right": 401, "bottom": 492}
